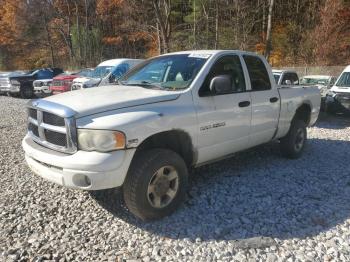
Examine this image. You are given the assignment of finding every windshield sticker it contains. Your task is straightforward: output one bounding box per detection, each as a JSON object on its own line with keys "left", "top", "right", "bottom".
{"left": 188, "top": 53, "right": 211, "bottom": 59}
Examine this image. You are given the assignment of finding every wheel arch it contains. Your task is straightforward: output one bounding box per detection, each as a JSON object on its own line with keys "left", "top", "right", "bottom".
{"left": 293, "top": 103, "right": 312, "bottom": 125}
{"left": 133, "top": 129, "right": 196, "bottom": 168}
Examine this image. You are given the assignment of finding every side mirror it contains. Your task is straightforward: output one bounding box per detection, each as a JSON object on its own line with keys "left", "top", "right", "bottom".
{"left": 109, "top": 74, "right": 116, "bottom": 83}
{"left": 209, "top": 75, "right": 232, "bottom": 95}
{"left": 284, "top": 79, "right": 292, "bottom": 85}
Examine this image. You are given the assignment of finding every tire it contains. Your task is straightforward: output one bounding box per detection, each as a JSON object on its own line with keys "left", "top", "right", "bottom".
{"left": 280, "top": 119, "right": 307, "bottom": 159}
{"left": 6, "top": 92, "right": 17, "bottom": 97}
{"left": 123, "top": 149, "right": 188, "bottom": 221}
{"left": 20, "top": 86, "right": 34, "bottom": 99}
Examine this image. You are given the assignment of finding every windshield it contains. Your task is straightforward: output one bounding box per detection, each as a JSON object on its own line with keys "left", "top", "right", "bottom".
{"left": 336, "top": 72, "right": 350, "bottom": 87}
{"left": 300, "top": 77, "right": 329, "bottom": 85}
{"left": 77, "top": 69, "right": 93, "bottom": 77}
{"left": 273, "top": 73, "right": 281, "bottom": 83}
{"left": 119, "top": 54, "right": 209, "bottom": 90}
{"left": 90, "top": 66, "right": 114, "bottom": 78}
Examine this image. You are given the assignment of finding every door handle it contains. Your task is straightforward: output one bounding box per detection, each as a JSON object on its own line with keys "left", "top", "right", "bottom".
{"left": 238, "top": 101, "right": 251, "bottom": 107}
{"left": 270, "top": 97, "right": 279, "bottom": 103}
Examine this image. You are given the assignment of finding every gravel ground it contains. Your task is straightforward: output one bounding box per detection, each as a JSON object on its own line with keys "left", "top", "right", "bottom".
{"left": 1, "top": 95, "right": 350, "bottom": 261}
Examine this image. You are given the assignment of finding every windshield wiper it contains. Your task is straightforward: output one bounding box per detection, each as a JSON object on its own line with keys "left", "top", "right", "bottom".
{"left": 121, "top": 80, "right": 162, "bottom": 89}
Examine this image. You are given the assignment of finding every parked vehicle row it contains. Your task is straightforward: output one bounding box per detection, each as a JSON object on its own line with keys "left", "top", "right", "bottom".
{"left": 272, "top": 69, "right": 343, "bottom": 112}
{"left": 22, "top": 50, "right": 321, "bottom": 220}
{"left": 0, "top": 68, "right": 63, "bottom": 98}
{"left": 71, "top": 59, "right": 143, "bottom": 91}
{"left": 0, "top": 58, "right": 144, "bottom": 98}
{"left": 50, "top": 70, "right": 92, "bottom": 95}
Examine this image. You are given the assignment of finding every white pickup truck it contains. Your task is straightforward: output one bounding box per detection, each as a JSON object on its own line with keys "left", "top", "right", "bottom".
{"left": 22, "top": 50, "right": 321, "bottom": 220}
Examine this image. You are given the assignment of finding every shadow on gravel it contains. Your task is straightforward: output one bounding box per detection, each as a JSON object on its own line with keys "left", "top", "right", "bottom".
{"left": 92, "top": 138, "right": 350, "bottom": 243}
{"left": 316, "top": 112, "right": 350, "bottom": 129}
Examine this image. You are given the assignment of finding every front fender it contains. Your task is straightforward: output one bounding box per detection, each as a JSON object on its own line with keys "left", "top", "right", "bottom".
{"left": 76, "top": 94, "right": 198, "bottom": 149}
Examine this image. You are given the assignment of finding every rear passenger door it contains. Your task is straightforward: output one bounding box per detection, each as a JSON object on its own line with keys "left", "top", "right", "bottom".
{"left": 243, "top": 55, "right": 280, "bottom": 146}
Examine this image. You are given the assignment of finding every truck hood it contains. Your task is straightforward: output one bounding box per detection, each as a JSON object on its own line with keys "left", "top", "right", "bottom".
{"left": 73, "top": 77, "right": 101, "bottom": 84}
{"left": 42, "top": 85, "right": 181, "bottom": 118}
{"left": 10, "top": 74, "right": 35, "bottom": 81}
{"left": 331, "top": 85, "right": 350, "bottom": 93}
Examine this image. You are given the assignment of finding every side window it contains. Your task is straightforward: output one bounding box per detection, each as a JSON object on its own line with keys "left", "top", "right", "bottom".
{"left": 199, "top": 55, "right": 246, "bottom": 96}
{"left": 243, "top": 55, "right": 271, "bottom": 91}
{"left": 291, "top": 73, "right": 299, "bottom": 85}
{"left": 37, "top": 70, "right": 53, "bottom": 79}
{"left": 112, "top": 63, "right": 130, "bottom": 78}
{"left": 330, "top": 77, "right": 336, "bottom": 86}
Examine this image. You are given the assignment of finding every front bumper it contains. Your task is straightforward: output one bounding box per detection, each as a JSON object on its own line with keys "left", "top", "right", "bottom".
{"left": 0, "top": 84, "right": 12, "bottom": 92}
{"left": 34, "top": 86, "right": 51, "bottom": 93}
{"left": 325, "top": 95, "right": 350, "bottom": 112}
{"left": 8, "top": 84, "right": 20, "bottom": 93}
{"left": 22, "top": 135, "right": 136, "bottom": 190}
{"left": 50, "top": 86, "right": 69, "bottom": 95}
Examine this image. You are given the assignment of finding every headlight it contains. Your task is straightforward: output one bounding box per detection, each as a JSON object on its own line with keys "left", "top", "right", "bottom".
{"left": 77, "top": 129, "right": 126, "bottom": 152}
{"left": 10, "top": 79, "right": 20, "bottom": 85}
{"left": 327, "top": 91, "right": 336, "bottom": 97}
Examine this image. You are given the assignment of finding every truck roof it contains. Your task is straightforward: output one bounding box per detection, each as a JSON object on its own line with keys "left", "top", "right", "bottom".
{"left": 342, "top": 65, "right": 350, "bottom": 72}
{"left": 272, "top": 69, "right": 297, "bottom": 74}
{"left": 161, "top": 50, "right": 260, "bottom": 57}
{"left": 302, "top": 75, "right": 333, "bottom": 79}
{"left": 98, "top": 59, "right": 143, "bottom": 67}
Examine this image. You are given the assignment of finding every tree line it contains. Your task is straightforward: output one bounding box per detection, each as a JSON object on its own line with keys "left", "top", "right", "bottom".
{"left": 0, "top": 0, "right": 349, "bottom": 70}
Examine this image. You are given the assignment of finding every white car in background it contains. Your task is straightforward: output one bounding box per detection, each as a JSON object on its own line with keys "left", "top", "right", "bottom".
{"left": 71, "top": 59, "right": 143, "bottom": 90}
{"left": 325, "top": 66, "right": 350, "bottom": 113}
{"left": 300, "top": 75, "right": 337, "bottom": 97}
{"left": 300, "top": 75, "right": 337, "bottom": 110}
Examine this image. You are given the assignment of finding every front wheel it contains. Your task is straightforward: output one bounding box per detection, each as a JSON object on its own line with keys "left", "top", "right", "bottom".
{"left": 20, "top": 86, "right": 33, "bottom": 99}
{"left": 123, "top": 149, "right": 188, "bottom": 221}
{"left": 280, "top": 120, "right": 307, "bottom": 159}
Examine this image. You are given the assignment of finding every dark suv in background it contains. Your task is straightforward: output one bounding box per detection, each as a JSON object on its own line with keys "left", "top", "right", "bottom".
{"left": 0, "top": 68, "right": 63, "bottom": 98}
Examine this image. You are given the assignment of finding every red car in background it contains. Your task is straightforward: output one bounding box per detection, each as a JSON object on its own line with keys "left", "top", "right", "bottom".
{"left": 49, "top": 69, "right": 92, "bottom": 95}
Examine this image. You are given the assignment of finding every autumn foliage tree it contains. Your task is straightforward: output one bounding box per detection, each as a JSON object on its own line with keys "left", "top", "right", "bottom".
{"left": 314, "top": 0, "right": 350, "bottom": 65}
{"left": 0, "top": 0, "right": 349, "bottom": 70}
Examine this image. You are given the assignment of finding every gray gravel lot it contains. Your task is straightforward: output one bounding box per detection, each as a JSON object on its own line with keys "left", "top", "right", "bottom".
{"left": 1, "top": 95, "right": 350, "bottom": 261}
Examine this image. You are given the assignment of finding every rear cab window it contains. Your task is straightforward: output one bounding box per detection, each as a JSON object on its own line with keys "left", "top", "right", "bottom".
{"left": 243, "top": 55, "right": 271, "bottom": 91}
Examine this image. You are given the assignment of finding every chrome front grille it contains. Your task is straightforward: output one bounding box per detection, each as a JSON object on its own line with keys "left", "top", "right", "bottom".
{"left": 43, "top": 112, "right": 65, "bottom": 126}
{"left": 27, "top": 100, "right": 77, "bottom": 154}
{"left": 0, "top": 77, "right": 10, "bottom": 86}
{"left": 33, "top": 81, "right": 42, "bottom": 87}
{"left": 52, "top": 80, "right": 63, "bottom": 86}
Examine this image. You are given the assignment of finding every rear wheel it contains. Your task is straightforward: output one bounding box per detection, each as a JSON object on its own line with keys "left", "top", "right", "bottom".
{"left": 123, "top": 149, "right": 188, "bottom": 221}
{"left": 280, "top": 119, "right": 307, "bottom": 159}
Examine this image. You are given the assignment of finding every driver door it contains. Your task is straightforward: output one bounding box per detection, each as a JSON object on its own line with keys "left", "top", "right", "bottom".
{"left": 193, "top": 54, "right": 252, "bottom": 164}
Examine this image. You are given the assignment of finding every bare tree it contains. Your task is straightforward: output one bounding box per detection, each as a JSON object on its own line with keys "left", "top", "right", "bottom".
{"left": 214, "top": 0, "right": 219, "bottom": 49}
{"left": 265, "top": 0, "right": 275, "bottom": 60}
{"left": 152, "top": 0, "right": 172, "bottom": 53}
